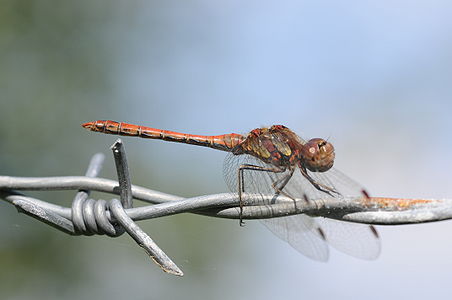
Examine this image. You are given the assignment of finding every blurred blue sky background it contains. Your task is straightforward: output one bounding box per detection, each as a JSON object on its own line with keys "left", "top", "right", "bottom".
{"left": 1, "top": 1, "right": 452, "bottom": 299}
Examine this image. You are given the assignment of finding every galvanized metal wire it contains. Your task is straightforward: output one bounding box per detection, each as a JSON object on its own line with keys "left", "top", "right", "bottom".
{"left": 1, "top": 139, "right": 452, "bottom": 276}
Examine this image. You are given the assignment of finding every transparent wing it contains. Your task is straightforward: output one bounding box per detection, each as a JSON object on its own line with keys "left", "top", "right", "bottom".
{"left": 224, "top": 152, "right": 289, "bottom": 204}
{"left": 275, "top": 164, "right": 381, "bottom": 259}
{"left": 224, "top": 152, "right": 330, "bottom": 260}
{"left": 280, "top": 165, "right": 368, "bottom": 203}
{"left": 223, "top": 152, "right": 381, "bottom": 260}
{"left": 306, "top": 167, "right": 368, "bottom": 199}
{"left": 316, "top": 218, "right": 381, "bottom": 260}
{"left": 261, "top": 214, "right": 329, "bottom": 261}
{"left": 224, "top": 152, "right": 368, "bottom": 204}
{"left": 262, "top": 215, "right": 380, "bottom": 260}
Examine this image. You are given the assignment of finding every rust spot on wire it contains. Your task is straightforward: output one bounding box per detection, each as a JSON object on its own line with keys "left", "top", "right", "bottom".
{"left": 363, "top": 197, "right": 437, "bottom": 209}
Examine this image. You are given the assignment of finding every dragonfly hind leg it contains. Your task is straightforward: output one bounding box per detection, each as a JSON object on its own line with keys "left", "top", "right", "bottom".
{"left": 237, "top": 164, "right": 289, "bottom": 226}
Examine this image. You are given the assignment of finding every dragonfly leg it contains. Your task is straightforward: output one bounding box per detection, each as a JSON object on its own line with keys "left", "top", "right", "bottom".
{"left": 271, "top": 168, "right": 296, "bottom": 200}
{"left": 237, "top": 164, "right": 286, "bottom": 226}
{"left": 299, "top": 166, "right": 340, "bottom": 197}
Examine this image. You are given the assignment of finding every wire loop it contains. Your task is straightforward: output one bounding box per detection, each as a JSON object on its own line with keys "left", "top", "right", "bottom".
{"left": 71, "top": 197, "right": 124, "bottom": 236}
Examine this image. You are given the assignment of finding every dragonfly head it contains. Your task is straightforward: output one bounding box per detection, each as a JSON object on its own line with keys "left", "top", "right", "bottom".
{"left": 300, "top": 138, "right": 335, "bottom": 172}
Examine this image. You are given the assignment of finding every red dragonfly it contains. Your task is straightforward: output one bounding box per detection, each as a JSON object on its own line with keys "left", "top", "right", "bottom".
{"left": 82, "top": 120, "right": 380, "bottom": 261}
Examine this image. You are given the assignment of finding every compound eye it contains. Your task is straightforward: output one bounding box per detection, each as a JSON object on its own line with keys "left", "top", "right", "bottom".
{"left": 302, "top": 138, "right": 335, "bottom": 172}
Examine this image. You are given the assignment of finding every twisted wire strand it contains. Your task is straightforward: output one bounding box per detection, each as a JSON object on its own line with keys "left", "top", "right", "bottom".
{"left": 1, "top": 139, "right": 452, "bottom": 276}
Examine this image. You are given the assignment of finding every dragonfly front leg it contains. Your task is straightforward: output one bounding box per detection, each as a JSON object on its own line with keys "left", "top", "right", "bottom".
{"left": 237, "top": 164, "right": 286, "bottom": 226}
{"left": 299, "top": 166, "right": 340, "bottom": 197}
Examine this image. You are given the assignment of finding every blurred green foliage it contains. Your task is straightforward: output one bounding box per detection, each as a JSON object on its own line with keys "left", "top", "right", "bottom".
{"left": 0, "top": 2, "right": 246, "bottom": 299}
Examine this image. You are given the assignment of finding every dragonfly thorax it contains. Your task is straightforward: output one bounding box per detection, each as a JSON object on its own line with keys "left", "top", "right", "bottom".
{"left": 234, "top": 125, "right": 306, "bottom": 168}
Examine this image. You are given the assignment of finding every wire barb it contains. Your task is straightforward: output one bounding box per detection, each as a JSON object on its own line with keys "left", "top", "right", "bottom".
{"left": 1, "top": 139, "right": 452, "bottom": 276}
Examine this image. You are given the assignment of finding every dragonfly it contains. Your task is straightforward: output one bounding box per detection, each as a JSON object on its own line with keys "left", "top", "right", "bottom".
{"left": 82, "top": 120, "right": 380, "bottom": 261}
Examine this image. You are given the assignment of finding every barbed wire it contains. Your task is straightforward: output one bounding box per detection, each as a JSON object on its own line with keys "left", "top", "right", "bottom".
{"left": 1, "top": 139, "right": 451, "bottom": 276}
